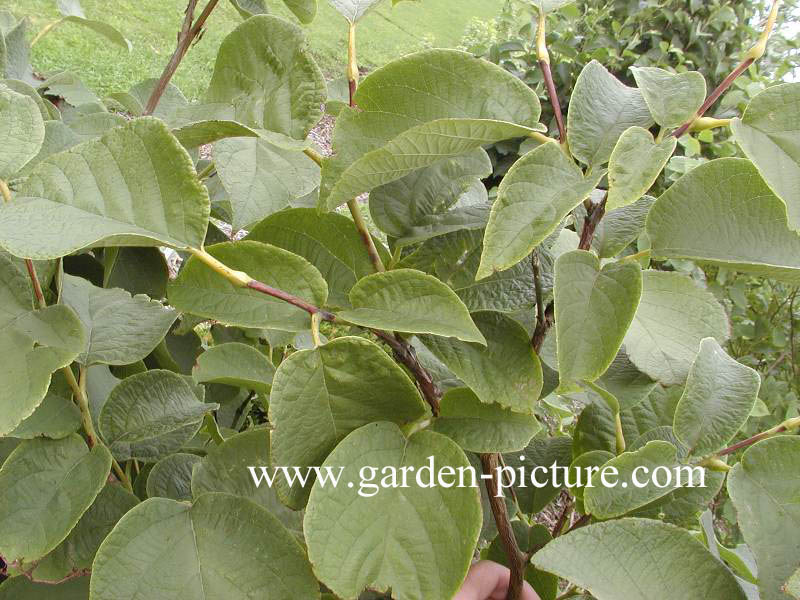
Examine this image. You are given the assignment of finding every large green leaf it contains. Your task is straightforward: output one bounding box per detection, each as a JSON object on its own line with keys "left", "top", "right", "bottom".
{"left": 9, "top": 373, "right": 80, "bottom": 439}
{"left": 90, "top": 493, "right": 319, "bottom": 600}
{"left": 527, "top": 0, "right": 577, "bottom": 12}
{"left": 98, "top": 370, "right": 217, "bottom": 462}
{"left": 338, "top": 268, "right": 486, "bottom": 343}
{"left": 191, "top": 429, "right": 302, "bottom": 533}
{"left": 478, "top": 142, "right": 604, "bottom": 279}
{"left": 0, "top": 252, "right": 85, "bottom": 436}
{"left": 0, "top": 576, "right": 89, "bottom": 599}
{"left": 270, "top": 336, "right": 428, "bottom": 508}
{"left": 282, "top": 0, "right": 317, "bottom": 23}
{"left": 61, "top": 274, "right": 177, "bottom": 366}
{"left": 532, "top": 519, "right": 747, "bottom": 600}
{"left": 728, "top": 437, "right": 800, "bottom": 600}
{"left": 432, "top": 387, "right": 540, "bottom": 452}
{"left": 60, "top": 16, "right": 130, "bottom": 51}
{"left": 213, "top": 135, "right": 320, "bottom": 231}
{"left": 0, "top": 118, "right": 209, "bottom": 259}
{"left": 673, "top": 338, "right": 760, "bottom": 457}
{"left": 320, "top": 49, "right": 542, "bottom": 209}
{"left": 0, "top": 86, "right": 44, "bottom": 179}
{"left": 419, "top": 311, "right": 542, "bottom": 412}
{"left": 567, "top": 60, "right": 653, "bottom": 167}
{"left": 647, "top": 158, "right": 800, "bottom": 284}
{"left": 205, "top": 15, "right": 324, "bottom": 139}
{"left": 168, "top": 241, "right": 328, "bottom": 332}
{"left": 368, "top": 149, "right": 492, "bottom": 245}
{"left": 607, "top": 127, "right": 676, "bottom": 211}
{"left": 732, "top": 83, "right": 800, "bottom": 232}
{"left": 145, "top": 453, "right": 200, "bottom": 501}
{"left": 630, "top": 67, "right": 706, "bottom": 128}
{"left": 583, "top": 441, "right": 686, "bottom": 519}
{"left": 304, "top": 422, "right": 481, "bottom": 600}
{"left": 29, "top": 483, "right": 139, "bottom": 582}
{"left": 327, "top": 0, "right": 382, "bottom": 22}
{"left": 245, "top": 208, "right": 387, "bottom": 308}
{"left": 622, "top": 271, "right": 729, "bottom": 385}
{"left": 0, "top": 435, "right": 111, "bottom": 562}
{"left": 193, "top": 342, "right": 275, "bottom": 393}
{"left": 555, "top": 250, "right": 642, "bottom": 388}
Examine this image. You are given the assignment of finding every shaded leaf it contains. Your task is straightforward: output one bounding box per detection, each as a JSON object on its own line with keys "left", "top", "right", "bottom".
{"left": 146, "top": 453, "right": 201, "bottom": 501}
{"left": 90, "top": 493, "right": 319, "bottom": 600}
{"left": 338, "top": 269, "right": 486, "bottom": 343}
{"left": 304, "top": 422, "right": 481, "bottom": 600}
{"left": 479, "top": 142, "right": 604, "bottom": 279}
{"left": 0, "top": 86, "right": 44, "bottom": 179}
{"left": 193, "top": 342, "right": 275, "bottom": 393}
{"left": 607, "top": 127, "right": 676, "bottom": 211}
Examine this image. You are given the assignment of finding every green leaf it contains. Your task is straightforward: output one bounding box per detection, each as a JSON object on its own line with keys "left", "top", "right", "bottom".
{"left": 145, "top": 453, "right": 201, "bottom": 501}
{"left": 369, "top": 148, "right": 492, "bottom": 245}
{"left": 61, "top": 274, "right": 177, "bottom": 366}
{"left": 338, "top": 268, "right": 486, "bottom": 343}
{"left": 245, "top": 207, "right": 387, "bottom": 308}
{"left": 1, "top": 78, "right": 52, "bottom": 121}
{"left": 9, "top": 373, "right": 80, "bottom": 439}
{"left": 28, "top": 483, "right": 139, "bottom": 582}
{"left": 270, "top": 336, "right": 428, "bottom": 508}
{"left": 304, "top": 422, "right": 481, "bottom": 600}
{"left": 728, "top": 437, "right": 800, "bottom": 600}
{"left": 0, "top": 86, "right": 44, "bottom": 179}
{"left": 228, "top": 0, "right": 268, "bottom": 19}
{"left": 168, "top": 241, "right": 328, "bottom": 331}
{"left": 0, "top": 118, "right": 209, "bottom": 259}
{"left": 108, "top": 78, "right": 187, "bottom": 124}
{"left": 673, "top": 338, "right": 760, "bottom": 457}
{"left": 0, "top": 252, "right": 85, "bottom": 436}
{"left": 532, "top": 518, "right": 747, "bottom": 600}
{"left": 630, "top": 67, "right": 707, "bottom": 128}
{"left": 206, "top": 15, "right": 324, "bottom": 139}
{"left": 478, "top": 142, "right": 605, "bottom": 279}
{"left": 0, "top": 435, "right": 111, "bottom": 562}
{"left": 647, "top": 158, "right": 800, "bottom": 284}
{"left": 90, "top": 493, "right": 319, "bottom": 600}
{"left": 596, "top": 350, "right": 657, "bottom": 411}
{"left": 321, "top": 49, "right": 542, "bottom": 210}
{"left": 502, "top": 435, "right": 573, "bottom": 514}
{"left": 592, "top": 195, "right": 655, "bottom": 259}
{"left": 98, "top": 370, "right": 217, "bottom": 462}
{"left": 732, "top": 83, "right": 800, "bottom": 232}
{"left": 432, "top": 387, "right": 540, "bottom": 452}
{"left": 171, "top": 118, "right": 259, "bottom": 149}
{"left": 61, "top": 16, "right": 130, "bottom": 51}
{"left": 786, "top": 569, "right": 800, "bottom": 599}
{"left": 623, "top": 271, "right": 729, "bottom": 385}
{"left": 607, "top": 127, "right": 676, "bottom": 211}
{"left": 567, "top": 60, "right": 653, "bottom": 167}
{"left": 193, "top": 342, "right": 275, "bottom": 393}
{"left": 191, "top": 429, "right": 302, "bottom": 533}
{"left": 555, "top": 250, "right": 642, "bottom": 388}
{"left": 584, "top": 441, "right": 687, "bottom": 519}
{"left": 38, "top": 71, "right": 99, "bottom": 106}
{"left": 103, "top": 247, "right": 169, "bottom": 300}
{"left": 213, "top": 135, "right": 319, "bottom": 231}
{"left": 327, "top": 0, "right": 382, "bottom": 22}
{"left": 0, "top": 576, "right": 89, "bottom": 599}
{"left": 282, "top": 0, "right": 317, "bottom": 23}
{"left": 419, "top": 311, "right": 542, "bottom": 412}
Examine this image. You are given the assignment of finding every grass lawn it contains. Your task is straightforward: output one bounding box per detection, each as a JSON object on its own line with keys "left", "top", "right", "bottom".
{"left": 0, "top": 0, "right": 505, "bottom": 100}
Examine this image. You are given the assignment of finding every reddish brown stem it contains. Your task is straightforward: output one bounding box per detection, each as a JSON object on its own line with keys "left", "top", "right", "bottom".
{"left": 716, "top": 417, "right": 800, "bottom": 457}
{"left": 246, "top": 280, "right": 336, "bottom": 321}
{"left": 671, "top": 58, "right": 754, "bottom": 139}
{"left": 578, "top": 195, "right": 607, "bottom": 251}
{"left": 551, "top": 492, "right": 573, "bottom": 537}
{"left": 144, "top": 0, "right": 219, "bottom": 115}
{"left": 565, "top": 513, "right": 591, "bottom": 535}
{"left": 25, "top": 259, "right": 46, "bottom": 308}
{"left": 539, "top": 59, "right": 566, "bottom": 142}
{"left": 481, "top": 453, "right": 527, "bottom": 600}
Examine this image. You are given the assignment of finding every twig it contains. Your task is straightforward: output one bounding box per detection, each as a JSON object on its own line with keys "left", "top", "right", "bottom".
{"left": 535, "top": 9, "right": 567, "bottom": 145}
{"left": 190, "top": 247, "right": 441, "bottom": 414}
{"left": 565, "top": 512, "right": 591, "bottom": 535}
{"left": 551, "top": 492, "right": 573, "bottom": 537}
{"left": 671, "top": 0, "right": 781, "bottom": 138}
{"left": 144, "top": 0, "right": 220, "bottom": 115}
{"left": 714, "top": 416, "right": 800, "bottom": 458}
{"left": 578, "top": 193, "right": 607, "bottom": 251}
{"left": 480, "top": 453, "right": 527, "bottom": 600}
